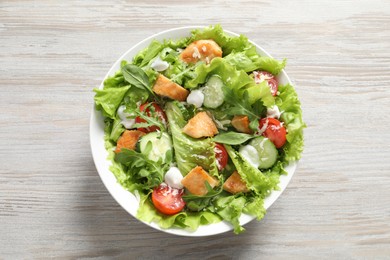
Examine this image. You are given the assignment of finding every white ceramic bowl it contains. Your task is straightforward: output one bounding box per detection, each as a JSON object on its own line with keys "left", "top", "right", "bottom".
{"left": 90, "top": 26, "right": 297, "bottom": 236}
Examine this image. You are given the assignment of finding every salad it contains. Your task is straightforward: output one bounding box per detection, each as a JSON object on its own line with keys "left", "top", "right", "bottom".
{"left": 93, "top": 25, "right": 305, "bottom": 234}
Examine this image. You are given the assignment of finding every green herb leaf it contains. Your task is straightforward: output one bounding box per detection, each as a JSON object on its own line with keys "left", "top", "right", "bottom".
{"left": 115, "top": 148, "right": 167, "bottom": 191}
{"left": 122, "top": 64, "right": 154, "bottom": 96}
{"left": 130, "top": 103, "right": 166, "bottom": 132}
{"left": 222, "top": 87, "right": 259, "bottom": 121}
{"left": 183, "top": 182, "right": 224, "bottom": 212}
{"left": 213, "top": 132, "right": 254, "bottom": 145}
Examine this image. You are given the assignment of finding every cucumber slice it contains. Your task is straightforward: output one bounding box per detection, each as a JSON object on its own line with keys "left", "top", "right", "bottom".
{"left": 139, "top": 132, "right": 173, "bottom": 163}
{"left": 202, "top": 75, "right": 224, "bottom": 108}
{"left": 249, "top": 136, "right": 278, "bottom": 169}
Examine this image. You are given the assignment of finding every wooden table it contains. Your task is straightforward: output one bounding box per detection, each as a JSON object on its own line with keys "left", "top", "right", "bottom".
{"left": 1, "top": 1, "right": 389, "bottom": 258}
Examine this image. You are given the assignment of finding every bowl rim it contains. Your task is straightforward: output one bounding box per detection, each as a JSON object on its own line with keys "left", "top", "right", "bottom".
{"left": 90, "top": 26, "right": 297, "bottom": 236}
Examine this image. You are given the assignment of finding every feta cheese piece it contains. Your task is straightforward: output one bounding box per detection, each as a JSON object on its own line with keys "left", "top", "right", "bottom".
{"left": 151, "top": 56, "right": 169, "bottom": 72}
{"left": 239, "top": 145, "right": 260, "bottom": 169}
{"left": 164, "top": 167, "right": 184, "bottom": 189}
{"left": 186, "top": 89, "right": 204, "bottom": 108}
{"left": 267, "top": 105, "right": 281, "bottom": 119}
{"left": 117, "top": 105, "right": 135, "bottom": 129}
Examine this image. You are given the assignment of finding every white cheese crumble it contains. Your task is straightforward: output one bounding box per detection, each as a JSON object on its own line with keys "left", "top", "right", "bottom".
{"left": 253, "top": 71, "right": 272, "bottom": 84}
{"left": 192, "top": 47, "right": 201, "bottom": 59}
{"left": 164, "top": 167, "right": 184, "bottom": 189}
{"left": 186, "top": 89, "right": 204, "bottom": 108}
{"left": 257, "top": 118, "right": 269, "bottom": 135}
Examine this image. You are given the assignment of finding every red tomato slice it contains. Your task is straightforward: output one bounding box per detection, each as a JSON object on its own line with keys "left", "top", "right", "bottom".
{"left": 253, "top": 71, "right": 279, "bottom": 96}
{"left": 152, "top": 183, "right": 185, "bottom": 215}
{"left": 135, "top": 102, "right": 167, "bottom": 133}
{"left": 214, "top": 143, "right": 228, "bottom": 171}
{"left": 258, "top": 118, "right": 287, "bottom": 148}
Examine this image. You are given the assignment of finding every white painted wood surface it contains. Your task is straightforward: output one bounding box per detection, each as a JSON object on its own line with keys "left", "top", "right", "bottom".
{"left": 1, "top": 0, "right": 390, "bottom": 258}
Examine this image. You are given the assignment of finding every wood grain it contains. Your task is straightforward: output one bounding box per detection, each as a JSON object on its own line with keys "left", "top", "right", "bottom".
{"left": 1, "top": 0, "right": 390, "bottom": 258}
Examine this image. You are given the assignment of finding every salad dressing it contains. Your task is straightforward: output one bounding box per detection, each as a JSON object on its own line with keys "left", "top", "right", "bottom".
{"left": 117, "top": 105, "right": 135, "bottom": 129}
{"left": 267, "top": 105, "right": 282, "bottom": 119}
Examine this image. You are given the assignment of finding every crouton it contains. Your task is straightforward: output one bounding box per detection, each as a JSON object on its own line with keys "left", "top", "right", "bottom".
{"left": 182, "top": 112, "right": 218, "bottom": 138}
{"left": 152, "top": 74, "right": 189, "bottom": 101}
{"left": 180, "top": 40, "right": 222, "bottom": 64}
{"left": 223, "top": 171, "right": 249, "bottom": 194}
{"left": 231, "top": 115, "right": 252, "bottom": 134}
{"left": 115, "top": 130, "right": 145, "bottom": 153}
{"left": 181, "top": 166, "right": 219, "bottom": 196}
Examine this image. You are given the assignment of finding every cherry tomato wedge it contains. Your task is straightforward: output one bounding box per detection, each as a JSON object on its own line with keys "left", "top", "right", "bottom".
{"left": 135, "top": 102, "right": 167, "bottom": 133}
{"left": 152, "top": 183, "right": 185, "bottom": 215}
{"left": 258, "top": 118, "right": 287, "bottom": 148}
{"left": 253, "top": 70, "right": 279, "bottom": 96}
{"left": 214, "top": 143, "right": 228, "bottom": 171}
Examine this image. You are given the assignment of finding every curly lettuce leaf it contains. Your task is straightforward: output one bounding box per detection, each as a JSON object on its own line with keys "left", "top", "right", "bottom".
{"left": 94, "top": 85, "right": 130, "bottom": 119}
{"left": 225, "top": 145, "right": 279, "bottom": 196}
{"left": 133, "top": 39, "right": 196, "bottom": 86}
{"left": 256, "top": 57, "right": 287, "bottom": 75}
{"left": 185, "top": 57, "right": 252, "bottom": 89}
{"left": 276, "top": 84, "right": 305, "bottom": 162}
{"left": 190, "top": 25, "right": 286, "bottom": 75}
{"left": 190, "top": 24, "right": 252, "bottom": 55}
{"left": 133, "top": 40, "right": 165, "bottom": 68}
{"left": 213, "top": 195, "right": 246, "bottom": 234}
{"left": 133, "top": 38, "right": 190, "bottom": 68}
{"left": 225, "top": 42, "right": 286, "bottom": 73}
{"left": 245, "top": 81, "right": 275, "bottom": 107}
{"left": 242, "top": 195, "right": 266, "bottom": 220}
{"left": 185, "top": 58, "right": 274, "bottom": 108}
{"left": 137, "top": 193, "right": 222, "bottom": 231}
{"left": 225, "top": 51, "right": 287, "bottom": 76}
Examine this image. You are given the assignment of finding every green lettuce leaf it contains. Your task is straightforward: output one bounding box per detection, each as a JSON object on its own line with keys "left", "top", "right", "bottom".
{"left": 93, "top": 85, "right": 130, "bottom": 119}
{"left": 165, "top": 102, "right": 218, "bottom": 177}
{"left": 242, "top": 195, "right": 266, "bottom": 220}
{"left": 133, "top": 40, "right": 165, "bottom": 68}
{"left": 245, "top": 81, "right": 275, "bottom": 107}
{"left": 191, "top": 25, "right": 286, "bottom": 75}
{"left": 213, "top": 132, "right": 254, "bottom": 145}
{"left": 224, "top": 51, "right": 259, "bottom": 72}
{"left": 190, "top": 24, "right": 252, "bottom": 55}
{"left": 114, "top": 148, "right": 168, "bottom": 191}
{"left": 225, "top": 145, "right": 279, "bottom": 196}
{"left": 276, "top": 84, "right": 306, "bottom": 162}
{"left": 137, "top": 192, "right": 222, "bottom": 231}
{"left": 185, "top": 57, "right": 252, "bottom": 89}
{"left": 255, "top": 56, "right": 287, "bottom": 75}
{"left": 213, "top": 195, "right": 246, "bottom": 234}
{"left": 224, "top": 45, "right": 287, "bottom": 75}
{"left": 109, "top": 117, "right": 125, "bottom": 142}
